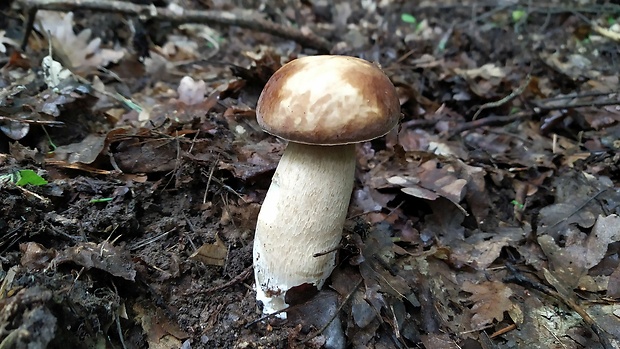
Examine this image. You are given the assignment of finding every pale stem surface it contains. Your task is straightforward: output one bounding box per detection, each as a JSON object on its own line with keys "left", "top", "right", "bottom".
{"left": 253, "top": 142, "right": 355, "bottom": 315}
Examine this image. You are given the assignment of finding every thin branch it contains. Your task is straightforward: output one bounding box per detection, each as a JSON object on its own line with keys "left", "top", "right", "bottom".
{"left": 533, "top": 99, "right": 620, "bottom": 111}
{"left": 0, "top": 115, "right": 64, "bottom": 126}
{"left": 415, "top": 2, "right": 620, "bottom": 14}
{"left": 447, "top": 112, "right": 529, "bottom": 139}
{"left": 185, "top": 265, "right": 253, "bottom": 296}
{"left": 536, "top": 91, "right": 618, "bottom": 102}
{"left": 472, "top": 73, "right": 531, "bottom": 120}
{"left": 15, "top": 0, "right": 331, "bottom": 52}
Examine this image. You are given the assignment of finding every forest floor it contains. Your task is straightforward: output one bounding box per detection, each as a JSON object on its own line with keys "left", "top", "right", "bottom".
{"left": 0, "top": 0, "right": 619, "bottom": 348}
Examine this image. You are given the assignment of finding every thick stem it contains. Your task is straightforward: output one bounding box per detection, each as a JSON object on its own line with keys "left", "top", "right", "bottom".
{"left": 253, "top": 142, "right": 355, "bottom": 315}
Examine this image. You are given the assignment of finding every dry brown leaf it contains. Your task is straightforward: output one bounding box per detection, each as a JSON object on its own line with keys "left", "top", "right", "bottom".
{"left": 19, "top": 242, "right": 56, "bottom": 270}
{"left": 538, "top": 235, "right": 587, "bottom": 290}
{"left": 539, "top": 214, "right": 620, "bottom": 291}
{"left": 52, "top": 241, "right": 136, "bottom": 281}
{"left": 608, "top": 265, "right": 620, "bottom": 297}
{"left": 449, "top": 227, "right": 526, "bottom": 270}
{"left": 420, "top": 333, "right": 460, "bottom": 349}
{"left": 454, "top": 63, "right": 508, "bottom": 98}
{"left": 462, "top": 280, "right": 514, "bottom": 328}
{"left": 385, "top": 159, "right": 468, "bottom": 214}
{"left": 190, "top": 234, "right": 228, "bottom": 267}
{"left": 51, "top": 134, "right": 107, "bottom": 164}
{"left": 584, "top": 215, "right": 620, "bottom": 268}
{"left": 35, "top": 11, "right": 125, "bottom": 73}
{"left": 133, "top": 303, "right": 189, "bottom": 347}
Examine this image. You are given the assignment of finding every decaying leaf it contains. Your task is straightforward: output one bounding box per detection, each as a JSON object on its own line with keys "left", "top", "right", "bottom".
{"left": 537, "top": 173, "right": 613, "bottom": 237}
{"left": 35, "top": 11, "right": 125, "bottom": 73}
{"left": 538, "top": 214, "right": 620, "bottom": 292}
{"left": 420, "top": 333, "right": 460, "bottom": 349}
{"left": 52, "top": 134, "right": 107, "bottom": 164}
{"left": 383, "top": 159, "right": 468, "bottom": 213}
{"left": 133, "top": 303, "right": 189, "bottom": 348}
{"left": 52, "top": 241, "right": 136, "bottom": 281}
{"left": 463, "top": 280, "right": 515, "bottom": 328}
{"left": 190, "top": 234, "right": 228, "bottom": 267}
{"left": 584, "top": 215, "right": 620, "bottom": 268}
{"left": 449, "top": 227, "right": 527, "bottom": 270}
{"left": 608, "top": 266, "right": 620, "bottom": 297}
{"left": 454, "top": 63, "right": 509, "bottom": 98}
{"left": 20, "top": 242, "right": 56, "bottom": 270}
{"left": 0, "top": 120, "right": 29, "bottom": 140}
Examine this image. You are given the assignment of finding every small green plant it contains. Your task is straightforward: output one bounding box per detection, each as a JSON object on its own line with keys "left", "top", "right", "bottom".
{"left": 401, "top": 13, "right": 424, "bottom": 32}
{"left": 401, "top": 13, "right": 417, "bottom": 25}
{"left": 511, "top": 199, "right": 525, "bottom": 210}
{"left": 41, "top": 125, "right": 57, "bottom": 151}
{"left": 0, "top": 169, "right": 48, "bottom": 186}
{"left": 511, "top": 9, "right": 526, "bottom": 23}
{"left": 606, "top": 16, "right": 616, "bottom": 26}
{"left": 90, "top": 197, "right": 113, "bottom": 203}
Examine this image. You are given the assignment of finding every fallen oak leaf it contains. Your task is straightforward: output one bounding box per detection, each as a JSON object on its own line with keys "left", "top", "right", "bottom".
{"left": 35, "top": 11, "right": 125, "bottom": 73}
{"left": 462, "top": 280, "right": 516, "bottom": 328}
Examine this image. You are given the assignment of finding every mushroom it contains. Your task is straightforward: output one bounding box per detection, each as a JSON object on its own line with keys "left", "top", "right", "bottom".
{"left": 253, "top": 55, "right": 400, "bottom": 316}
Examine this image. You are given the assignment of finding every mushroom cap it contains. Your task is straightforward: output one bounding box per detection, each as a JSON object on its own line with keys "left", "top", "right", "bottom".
{"left": 256, "top": 55, "right": 401, "bottom": 145}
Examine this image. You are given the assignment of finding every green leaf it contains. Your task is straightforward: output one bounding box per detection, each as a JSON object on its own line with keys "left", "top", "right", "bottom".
{"left": 607, "top": 16, "right": 616, "bottom": 26}
{"left": 401, "top": 13, "right": 417, "bottom": 24}
{"left": 15, "top": 170, "right": 48, "bottom": 186}
{"left": 511, "top": 9, "right": 526, "bottom": 22}
{"left": 90, "top": 197, "right": 113, "bottom": 203}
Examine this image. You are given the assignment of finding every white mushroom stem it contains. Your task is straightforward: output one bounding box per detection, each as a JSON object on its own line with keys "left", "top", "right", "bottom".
{"left": 253, "top": 142, "right": 355, "bottom": 316}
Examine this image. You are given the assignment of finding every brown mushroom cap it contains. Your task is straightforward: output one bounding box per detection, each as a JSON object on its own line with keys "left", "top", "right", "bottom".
{"left": 256, "top": 55, "right": 400, "bottom": 145}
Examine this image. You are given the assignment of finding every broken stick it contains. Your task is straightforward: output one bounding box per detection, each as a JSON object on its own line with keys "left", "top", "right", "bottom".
{"left": 15, "top": 0, "right": 331, "bottom": 52}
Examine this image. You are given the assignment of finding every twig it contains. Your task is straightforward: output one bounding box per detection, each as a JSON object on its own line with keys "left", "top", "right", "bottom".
{"left": 541, "top": 323, "right": 568, "bottom": 349}
{"left": 538, "top": 189, "right": 608, "bottom": 235}
{"left": 535, "top": 91, "right": 618, "bottom": 102}
{"left": 15, "top": 0, "right": 331, "bottom": 52}
{"left": 0, "top": 116, "right": 64, "bottom": 126}
{"left": 400, "top": 118, "right": 443, "bottom": 129}
{"left": 299, "top": 278, "right": 363, "bottom": 344}
{"left": 200, "top": 170, "right": 247, "bottom": 203}
{"left": 447, "top": 112, "right": 529, "bottom": 139}
{"left": 533, "top": 99, "right": 620, "bottom": 111}
{"left": 415, "top": 3, "right": 620, "bottom": 15}
{"left": 472, "top": 73, "right": 531, "bottom": 120}
{"left": 489, "top": 323, "right": 517, "bottom": 338}
{"left": 185, "top": 264, "right": 253, "bottom": 296}
{"left": 129, "top": 227, "right": 176, "bottom": 251}
{"left": 203, "top": 156, "right": 218, "bottom": 205}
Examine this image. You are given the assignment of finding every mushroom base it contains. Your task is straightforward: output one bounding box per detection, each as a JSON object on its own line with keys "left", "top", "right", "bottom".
{"left": 253, "top": 142, "right": 356, "bottom": 316}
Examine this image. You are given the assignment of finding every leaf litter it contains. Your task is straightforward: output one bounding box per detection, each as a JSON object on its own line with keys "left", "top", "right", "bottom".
{"left": 1, "top": 0, "right": 620, "bottom": 348}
